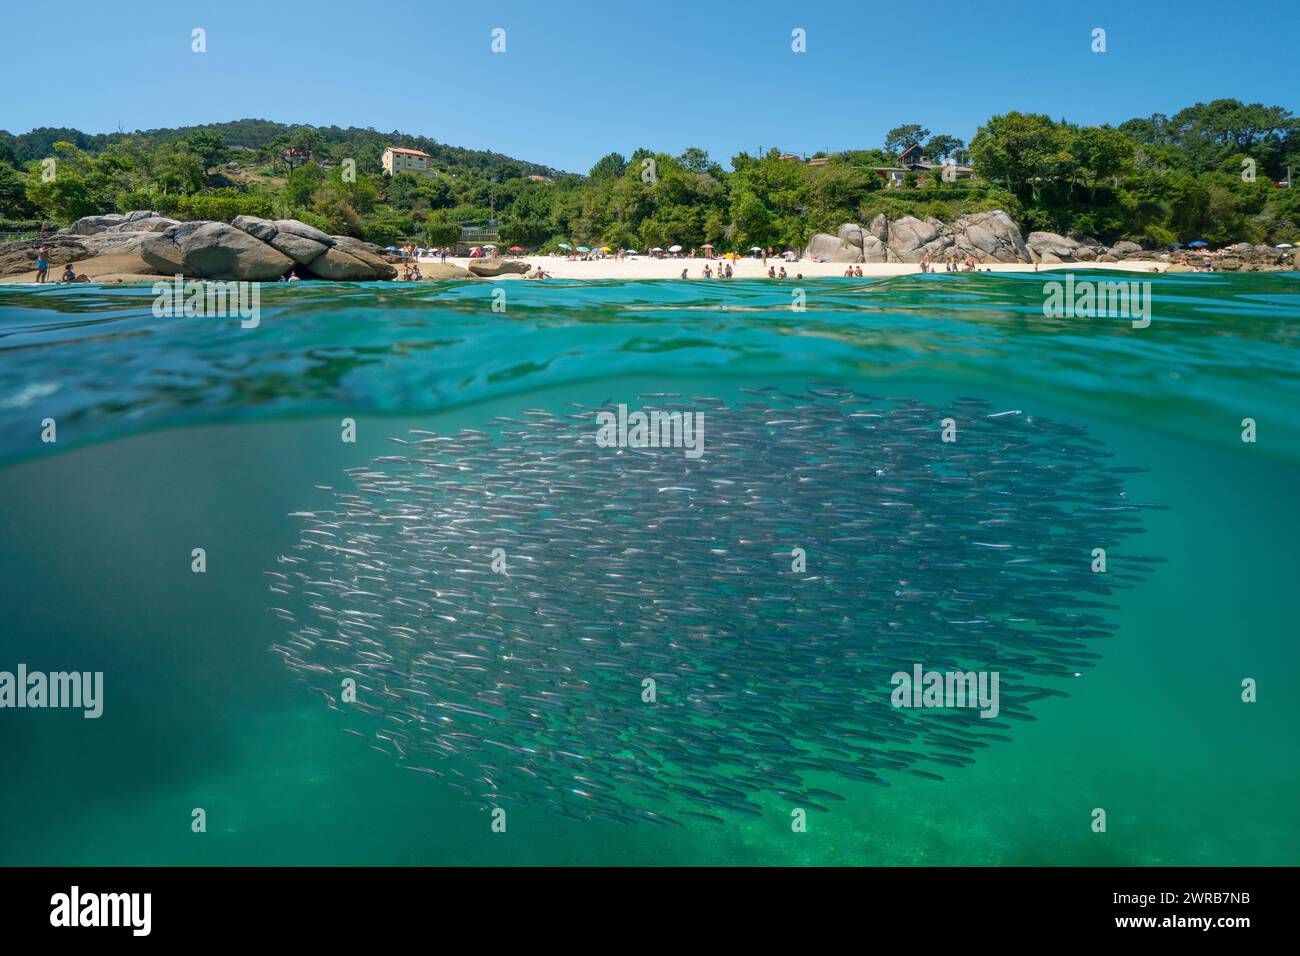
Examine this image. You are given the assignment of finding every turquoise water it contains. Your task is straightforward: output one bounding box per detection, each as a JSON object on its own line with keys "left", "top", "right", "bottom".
{"left": 0, "top": 273, "right": 1297, "bottom": 865}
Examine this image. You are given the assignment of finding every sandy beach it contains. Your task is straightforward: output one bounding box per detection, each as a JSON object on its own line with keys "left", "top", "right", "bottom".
{"left": 0, "top": 252, "right": 1172, "bottom": 285}
{"left": 427, "top": 255, "right": 1170, "bottom": 280}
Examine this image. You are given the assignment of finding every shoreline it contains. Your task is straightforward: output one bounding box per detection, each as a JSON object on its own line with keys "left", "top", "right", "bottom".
{"left": 0, "top": 254, "right": 1230, "bottom": 286}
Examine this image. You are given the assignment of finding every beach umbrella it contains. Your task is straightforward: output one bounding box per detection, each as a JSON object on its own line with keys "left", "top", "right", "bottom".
{"left": 509, "top": 245, "right": 524, "bottom": 252}
{"left": 557, "top": 242, "right": 572, "bottom": 250}
{"left": 651, "top": 247, "right": 663, "bottom": 252}
{"left": 624, "top": 249, "right": 639, "bottom": 254}
{"left": 701, "top": 243, "right": 713, "bottom": 249}
{"left": 1188, "top": 240, "right": 1208, "bottom": 248}
{"left": 750, "top": 247, "right": 763, "bottom": 252}
{"left": 668, "top": 244, "right": 682, "bottom": 253}
{"left": 1276, "top": 243, "right": 1294, "bottom": 249}
{"left": 1167, "top": 242, "right": 1184, "bottom": 249}
{"left": 385, "top": 246, "right": 398, "bottom": 252}
{"left": 600, "top": 246, "right": 612, "bottom": 252}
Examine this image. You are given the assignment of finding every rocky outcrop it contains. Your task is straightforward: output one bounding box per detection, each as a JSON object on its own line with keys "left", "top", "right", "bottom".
{"left": 0, "top": 236, "right": 90, "bottom": 274}
{"left": 805, "top": 232, "right": 862, "bottom": 263}
{"left": 65, "top": 211, "right": 166, "bottom": 235}
{"left": 467, "top": 257, "right": 530, "bottom": 277}
{"left": 227, "top": 216, "right": 395, "bottom": 280}
{"left": 141, "top": 221, "right": 294, "bottom": 280}
{"left": 1025, "top": 231, "right": 1081, "bottom": 263}
{"left": 805, "top": 210, "right": 1027, "bottom": 264}
{"left": 948, "top": 210, "right": 1028, "bottom": 262}
{"left": 418, "top": 262, "right": 475, "bottom": 280}
{"left": 0, "top": 211, "right": 401, "bottom": 281}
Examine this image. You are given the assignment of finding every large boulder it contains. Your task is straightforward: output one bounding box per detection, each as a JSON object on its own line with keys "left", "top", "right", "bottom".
{"left": 230, "top": 215, "right": 279, "bottom": 243}
{"left": 106, "top": 216, "right": 178, "bottom": 234}
{"left": 0, "top": 236, "right": 90, "bottom": 276}
{"left": 78, "top": 230, "right": 160, "bottom": 259}
{"left": 1026, "top": 231, "right": 1082, "bottom": 263}
{"left": 417, "top": 262, "right": 475, "bottom": 280}
{"left": 65, "top": 213, "right": 128, "bottom": 236}
{"left": 141, "top": 221, "right": 293, "bottom": 280}
{"left": 949, "top": 210, "right": 1029, "bottom": 262}
{"left": 63, "top": 210, "right": 166, "bottom": 236}
{"left": 868, "top": 213, "right": 888, "bottom": 242}
{"left": 467, "top": 257, "right": 530, "bottom": 277}
{"left": 230, "top": 216, "right": 338, "bottom": 268}
{"left": 886, "top": 216, "right": 945, "bottom": 262}
{"left": 1110, "top": 240, "right": 1143, "bottom": 257}
{"left": 805, "top": 232, "right": 862, "bottom": 263}
{"left": 305, "top": 246, "right": 378, "bottom": 280}
{"left": 329, "top": 236, "right": 398, "bottom": 279}
{"left": 269, "top": 232, "right": 330, "bottom": 265}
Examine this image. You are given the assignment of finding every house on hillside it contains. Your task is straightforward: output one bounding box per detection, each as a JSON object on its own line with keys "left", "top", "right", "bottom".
{"left": 382, "top": 146, "right": 436, "bottom": 177}
{"left": 869, "top": 143, "right": 974, "bottom": 187}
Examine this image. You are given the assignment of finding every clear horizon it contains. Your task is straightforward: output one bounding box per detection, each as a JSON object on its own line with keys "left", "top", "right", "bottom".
{"left": 5, "top": 0, "right": 1297, "bottom": 173}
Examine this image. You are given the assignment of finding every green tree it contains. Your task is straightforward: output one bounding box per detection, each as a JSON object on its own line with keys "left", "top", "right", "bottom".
{"left": 185, "top": 129, "right": 230, "bottom": 177}
{"left": 885, "top": 124, "right": 930, "bottom": 154}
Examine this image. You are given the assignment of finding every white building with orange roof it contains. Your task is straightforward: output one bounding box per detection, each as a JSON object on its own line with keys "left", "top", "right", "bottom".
{"left": 381, "top": 146, "right": 435, "bottom": 177}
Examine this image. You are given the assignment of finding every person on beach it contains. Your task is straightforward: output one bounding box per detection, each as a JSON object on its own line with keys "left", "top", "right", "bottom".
{"left": 854, "top": 266, "right": 864, "bottom": 277}
{"left": 724, "top": 262, "right": 733, "bottom": 278}
{"left": 767, "top": 266, "right": 776, "bottom": 278}
{"left": 681, "top": 268, "right": 688, "bottom": 279}
{"left": 778, "top": 267, "right": 787, "bottom": 279}
{"left": 35, "top": 247, "right": 50, "bottom": 283}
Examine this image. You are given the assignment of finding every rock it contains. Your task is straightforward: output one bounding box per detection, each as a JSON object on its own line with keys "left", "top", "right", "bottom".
{"left": 269, "top": 232, "right": 330, "bottom": 266}
{"left": 860, "top": 234, "right": 887, "bottom": 262}
{"left": 0, "top": 236, "right": 91, "bottom": 276}
{"left": 273, "top": 219, "right": 335, "bottom": 247}
{"left": 1110, "top": 240, "right": 1142, "bottom": 256}
{"left": 1164, "top": 264, "right": 1195, "bottom": 273}
{"left": 229, "top": 216, "right": 342, "bottom": 269}
{"left": 805, "top": 232, "right": 862, "bottom": 263}
{"left": 1216, "top": 258, "right": 1243, "bottom": 271}
{"left": 837, "top": 224, "right": 867, "bottom": 247}
{"left": 868, "top": 214, "right": 888, "bottom": 242}
{"left": 329, "top": 236, "right": 398, "bottom": 279}
{"left": 1096, "top": 254, "right": 1118, "bottom": 262}
{"left": 304, "top": 246, "right": 379, "bottom": 280}
{"left": 141, "top": 221, "right": 293, "bottom": 280}
{"left": 231, "top": 215, "right": 279, "bottom": 243}
{"left": 1026, "top": 231, "right": 1081, "bottom": 263}
{"left": 887, "top": 216, "right": 944, "bottom": 262}
{"left": 417, "top": 262, "right": 474, "bottom": 280}
{"left": 106, "top": 217, "right": 178, "bottom": 234}
{"left": 1073, "top": 246, "right": 1097, "bottom": 261}
{"left": 948, "top": 210, "right": 1028, "bottom": 262}
{"left": 64, "top": 213, "right": 128, "bottom": 236}
{"left": 467, "top": 257, "right": 530, "bottom": 277}
{"left": 78, "top": 231, "right": 161, "bottom": 259}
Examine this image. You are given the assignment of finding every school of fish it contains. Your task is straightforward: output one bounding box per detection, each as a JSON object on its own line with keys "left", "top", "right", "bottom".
{"left": 267, "top": 387, "right": 1161, "bottom": 826}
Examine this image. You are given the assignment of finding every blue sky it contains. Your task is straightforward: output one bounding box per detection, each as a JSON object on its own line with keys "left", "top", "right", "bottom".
{"left": 5, "top": 0, "right": 1295, "bottom": 173}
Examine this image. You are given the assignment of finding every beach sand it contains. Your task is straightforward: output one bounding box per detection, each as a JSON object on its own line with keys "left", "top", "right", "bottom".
{"left": 0, "top": 252, "right": 1170, "bottom": 285}
{"left": 426, "top": 255, "right": 1169, "bottom": 280}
